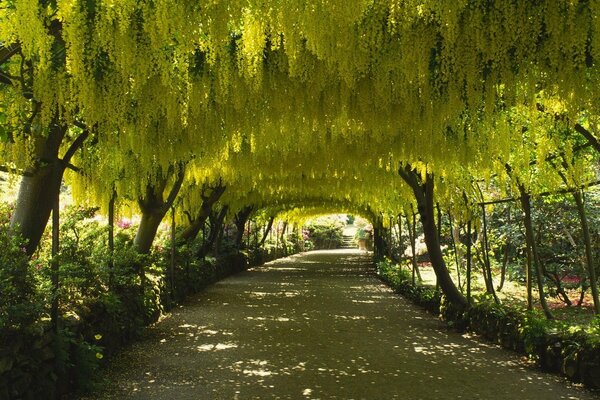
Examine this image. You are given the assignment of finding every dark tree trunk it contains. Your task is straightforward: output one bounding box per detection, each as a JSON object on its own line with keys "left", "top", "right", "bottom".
{"left": 259, "top": 216, "right": 275, "bottom": 247}
{"left": 51, "top": 195, "right": 60, "bottom": 333}
{"left": 108, "top": 190, "right": 115, "bottom": 288}
{"left": 551, "top": 158, "right": 599, "bottom": 313}
{"left": 397, "top": 214, "right": 402, "bottom": 247}
{"left": 480, "top": 204, "right": 499, "bottom": 303}
{"left": 215, "top": 213, "right": 227, "bottom": 256}
{"left": 372, "top": 215, "right": 391, "bottom": 262}
{"left": 574, "top": 124, "right": 600, "bottom": 155}
{"left": 178, "top": 184, "right": 226, "bottom": 243}
{"left": 233, "top": 206, "right": 254, "bottom": 248}
{"left": 406, "top": 211, "right": 420, "bottom": 284}
{"left": 373, "top": 219, "right": 385, "bottom": 261}
{"left": 169, "top": 206, "right": 176, "bottom": 302}
{"left": 11, "top": 122, "right": 66, "bottom": 255}
{"left": 11, "top": 118, "right": 89, "bottom": 256}
{"left": 573, "top": 190, "right": 600, "bottom": 314}
{"left": 498, "top": 243, "right": 510, "bottom": 292}
{"left": 133, "top": 167, "right": 184, "bottom": 298}
{"left": 466, "top": 220, "right": 472, "bottom": 305}
{"left": 399, "top": 164, "right": 467, "bottom": 308}
{"left": 519, "top": 189, "right": 553, "bottom": 319}
{"left": 280, "top": 221, "right": 288, "bottom": 243}
{"left": 198, "top": 206, "right": 228, "bottom": 258}
{"left": 133, "top": 166, "right": 185, "bottom": 254}
{"left": 388, "top": 216, "right": 394, "bottom": 259}
{"left": 498, "top": 207, "right": 511, "bottom": 292}
{"left": 448, "top": 213, "right": 462, "bottom": 291}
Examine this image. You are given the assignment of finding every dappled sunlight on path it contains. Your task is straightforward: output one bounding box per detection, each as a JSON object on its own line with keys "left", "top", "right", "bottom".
{"left": 81, "top": 250, "right": 597, "bottom": 399}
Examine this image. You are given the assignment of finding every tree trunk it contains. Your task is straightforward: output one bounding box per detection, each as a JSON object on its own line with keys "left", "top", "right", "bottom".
{"left": 215, "top": 216, "right": 227, "bottom": 256}
{"left": 578, "top": 281, "right": 588, "bottom": 307}
{"left": 133, "top": 167, "right": 185, "bottom": 254}
{"left": 387, "top": 216, "right": 394, "bottom": 259}
{"left": 498, "top": 243, "right": 510, "bottom": 292}
{"left": 573, "top": 190, "right": 600, "bottom": 314}
{"left": 498, "top": 206, "right": 511, "bottom": 292}
{"left": 406, "top": 212, "right": 420, "bottom": 284}
{"left": 179, "top": 184, "right": 226, "bottom": 243}
{"left": 108, "top": 190, "right": 115, "bottom": 288}
{"left": 551, "top": 158, "right": 599, "bottom": 313}
{"left": 259, "top": 216, "right": 275, "bottom": 247}
{"left": 519, "top": 189, "right": 553, "bottom": 319}
{"left": 198, "top": 206, "right": 228, "bottom": 258}
{"left": 480, "top": 204, "right": 499, "bottom": 303}
{"left": 11, "top": 122, "right": 66, "bottom": 255}
{"left": 373, "top": 219, "right": 386, "bottom": 261}
{"left": 466, "top": 220, "right": 472, "bottom": 305}
{"left": 51, "top": 195, "right": 60, "bottom": 333}
{"left": 280, "top": 221, "right": 288, "bottom": 243}
{"left": 234, "top": 206, "right": 254, "bottom": 248}
{"left": 247, "top": 219, "right": 252, "bottom": 248}
{"left": 398, "top": 214, "right": 403, "bottom": 250}
{"left": 448, "top": 213, "right": 462, "bottom": 291}
{"left": 169, "top": 206, "right": 176, "bottom": 302}
{"left": 134, "top": 212, "right": 165, "bottom": 255}
{"left": 399, "top": 164, "right": 466, "bottom": 308}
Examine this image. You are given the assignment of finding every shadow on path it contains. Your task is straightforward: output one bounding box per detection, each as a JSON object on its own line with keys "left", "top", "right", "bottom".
{"left": 80, "top": 250, "right": 598, "bottom": 400}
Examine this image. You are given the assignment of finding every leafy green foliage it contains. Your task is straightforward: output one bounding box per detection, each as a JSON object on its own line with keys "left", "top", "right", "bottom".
{"left": 304, "top": 216, "right": 345, "bottom": 250}
{"left": 376, "top": 258, "right": 440, "bottom": 313}
{"left": 0, "top": 203, "right": 40, "bottom": 331}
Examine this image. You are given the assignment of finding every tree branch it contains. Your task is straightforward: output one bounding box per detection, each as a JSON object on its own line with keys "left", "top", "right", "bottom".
{"left": 0, "top": 43, "right": 21, "bottom": 66}
{"left": 536, "top": 103, "right": 600, "bottom": 155}
{"left": 0, "top": 165, "right": 33, "bottom": 177}
{"left": 163, "top": 166, "right": 186, "bottom": 211}
{"left": 478, "top": 180, "right": 600, "bottom": 205}
{"left": 574, "top": 124, "right": 600, "bottom": 155}
{"left": 62, "top": 129, "right": 90, "bottom": 165}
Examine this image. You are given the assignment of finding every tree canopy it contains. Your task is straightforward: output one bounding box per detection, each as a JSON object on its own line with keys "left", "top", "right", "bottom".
{"left": 1, "top": 0, "right": 598, "bottom": 221}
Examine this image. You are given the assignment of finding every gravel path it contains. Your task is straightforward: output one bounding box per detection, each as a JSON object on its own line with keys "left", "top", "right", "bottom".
{"left": 82, "top": 250, "right": 598, "bottom": 399}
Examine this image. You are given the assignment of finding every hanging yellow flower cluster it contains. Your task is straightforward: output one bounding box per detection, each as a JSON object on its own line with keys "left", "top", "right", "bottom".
{"left": 1, "top": 0, "right": 598, "bottom": 220}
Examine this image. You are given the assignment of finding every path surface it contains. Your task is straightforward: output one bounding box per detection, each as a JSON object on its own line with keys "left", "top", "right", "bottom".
{"left": 82, "top": 250, "right": 598, "bottom": 400}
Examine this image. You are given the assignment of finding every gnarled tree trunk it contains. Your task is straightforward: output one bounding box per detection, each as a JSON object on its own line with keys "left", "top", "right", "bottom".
{"left": 197, "top": 206, "right": 229, "bottom": 258}
{"left": 134, "top": 166, "right": 185, "bottom": 254}
{"left": 11, "top": 120, "right": 88, "bottom": 255}
{"left": 178, "top": 183, "right": 226, "bottom": 243}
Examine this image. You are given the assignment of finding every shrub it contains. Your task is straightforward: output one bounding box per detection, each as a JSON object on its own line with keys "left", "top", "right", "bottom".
{"left": 304, "top": 216, "right": 345, "bottom": 249}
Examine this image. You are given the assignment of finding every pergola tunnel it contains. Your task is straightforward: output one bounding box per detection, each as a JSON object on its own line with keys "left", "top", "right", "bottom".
{"left": 1, "top": 1, "right": 600, "bottom": 399}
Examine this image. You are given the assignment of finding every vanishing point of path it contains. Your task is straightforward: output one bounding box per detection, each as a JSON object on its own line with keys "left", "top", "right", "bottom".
{"left": 83, "top": 250, "right": 598, "bottom": 400}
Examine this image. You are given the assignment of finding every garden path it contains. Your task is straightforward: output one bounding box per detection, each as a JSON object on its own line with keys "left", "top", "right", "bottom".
{"left": 81, "top": 250, "right": 597, "bottom": 399}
